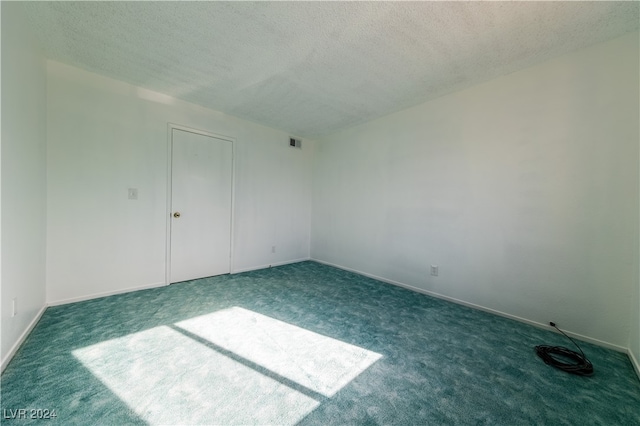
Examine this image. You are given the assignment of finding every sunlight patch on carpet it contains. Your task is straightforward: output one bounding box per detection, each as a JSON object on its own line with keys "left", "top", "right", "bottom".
{"left": 72, "top": 325, "right": 319, "bottom": 425}
{"left": 72, "top": 307, "right": 381, "bottom": 424}
{"left": 175, "top": 307, "right": 382, "bottom": 397}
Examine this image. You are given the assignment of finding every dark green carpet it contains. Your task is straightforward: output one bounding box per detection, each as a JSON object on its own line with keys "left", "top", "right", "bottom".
{"left": 1, "top": 261, "right": 639, "bottom": 424}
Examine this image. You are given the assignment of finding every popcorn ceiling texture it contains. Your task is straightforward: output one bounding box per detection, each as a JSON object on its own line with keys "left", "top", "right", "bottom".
{"left": 20, "top": 1, "right": 639, "bottom": 138}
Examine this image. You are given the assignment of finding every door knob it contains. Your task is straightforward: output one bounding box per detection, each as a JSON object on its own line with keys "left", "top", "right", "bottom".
{"left": 173, "top": 212, "right": 181, "bottom": 218}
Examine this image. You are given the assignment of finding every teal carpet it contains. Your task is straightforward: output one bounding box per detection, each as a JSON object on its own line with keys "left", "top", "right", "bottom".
{"left": 2, "top": 261, "right": 639, "bottom": 425}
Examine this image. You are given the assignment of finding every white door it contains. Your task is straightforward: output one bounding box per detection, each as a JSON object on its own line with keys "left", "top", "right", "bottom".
{"left": 170, "top": 128, "right": 233, "bottom": 283}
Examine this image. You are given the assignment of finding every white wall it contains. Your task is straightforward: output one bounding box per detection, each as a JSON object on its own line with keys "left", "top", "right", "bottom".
{"left": 632, "top": 256, "right": 639, "bottom": 373}
{"left": 47, "top": 62, "right": 312, "bottom": 304}
{"left": 632, "top": 133, "right": 640, "bottom": 372}
{"left": 312, "top": 32, "right": 639, "bottom": 350}
{"left": 1, "top": 3, "right": 48, "bottom": 367}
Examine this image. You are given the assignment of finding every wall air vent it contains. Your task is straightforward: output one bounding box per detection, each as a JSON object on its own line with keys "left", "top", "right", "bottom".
{"left": 289, "top": 137, "right": 302, "bottom": 149}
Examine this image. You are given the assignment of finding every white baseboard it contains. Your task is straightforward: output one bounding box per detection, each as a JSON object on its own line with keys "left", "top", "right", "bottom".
{"left": 48, "top": 259, "right": 311, "bottom": 305}
{"left": 231, "top": 257, "right": 310, "bottom": 274}
{"left": 629, "top": 348, "right": 640, "bottom": 381}
{"left": 1, "top": 305, "right": 47, "bottom": 373}
{"left": 312, "top": 259, "right": 628, "bottom": 354}
{"left": 1, "top": 263, "right": 305, "bottom": 372}
{"left": 6, "top": 262, "right": 638, "bottom": 381}
{"left": 47, "top": 281, "right": 167, "bottom": 307}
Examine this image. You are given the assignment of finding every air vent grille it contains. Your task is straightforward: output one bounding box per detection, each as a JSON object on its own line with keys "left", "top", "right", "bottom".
{"left": 289, "top": 137, "right": 302, "bottom": 148}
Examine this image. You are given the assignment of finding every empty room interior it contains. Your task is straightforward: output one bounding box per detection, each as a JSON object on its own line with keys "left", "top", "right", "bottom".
{"left": 1, "top": 1, "right": 640, "bottom": 425}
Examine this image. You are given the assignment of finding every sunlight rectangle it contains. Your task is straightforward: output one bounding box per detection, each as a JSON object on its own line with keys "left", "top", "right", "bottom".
{"left": 175, "top": 307, "right": 382, "bottom": 397}
{"left": 73, "top": 326, "right": 319, "bottom": 425}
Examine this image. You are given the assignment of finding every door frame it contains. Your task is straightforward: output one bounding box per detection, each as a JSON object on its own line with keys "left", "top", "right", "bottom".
{"left": 165, "top": 123, "right": 236, "bottom": 285}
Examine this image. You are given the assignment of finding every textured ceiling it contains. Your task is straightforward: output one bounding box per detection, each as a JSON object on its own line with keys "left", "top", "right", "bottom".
{"left": 19, "top": 1, "right": 640, "bottom": 138}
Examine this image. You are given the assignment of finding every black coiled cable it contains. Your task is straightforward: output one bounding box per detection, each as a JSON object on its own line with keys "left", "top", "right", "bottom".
{"left": 535, "top": 322, "right": 594, "bottom": 376}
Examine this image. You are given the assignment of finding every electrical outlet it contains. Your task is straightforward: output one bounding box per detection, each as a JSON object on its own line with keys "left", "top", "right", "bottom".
{"left": 128, "top": 188, "right": 138, "bottom": 200}
{"left": 271, "top": 246, "right": 276, "bottom": 254}
{"left": 430, "top": 265, "right": 439, "bottom": 277}
{"left": 12, "top": 298, "right": 17, "bottom": 317}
